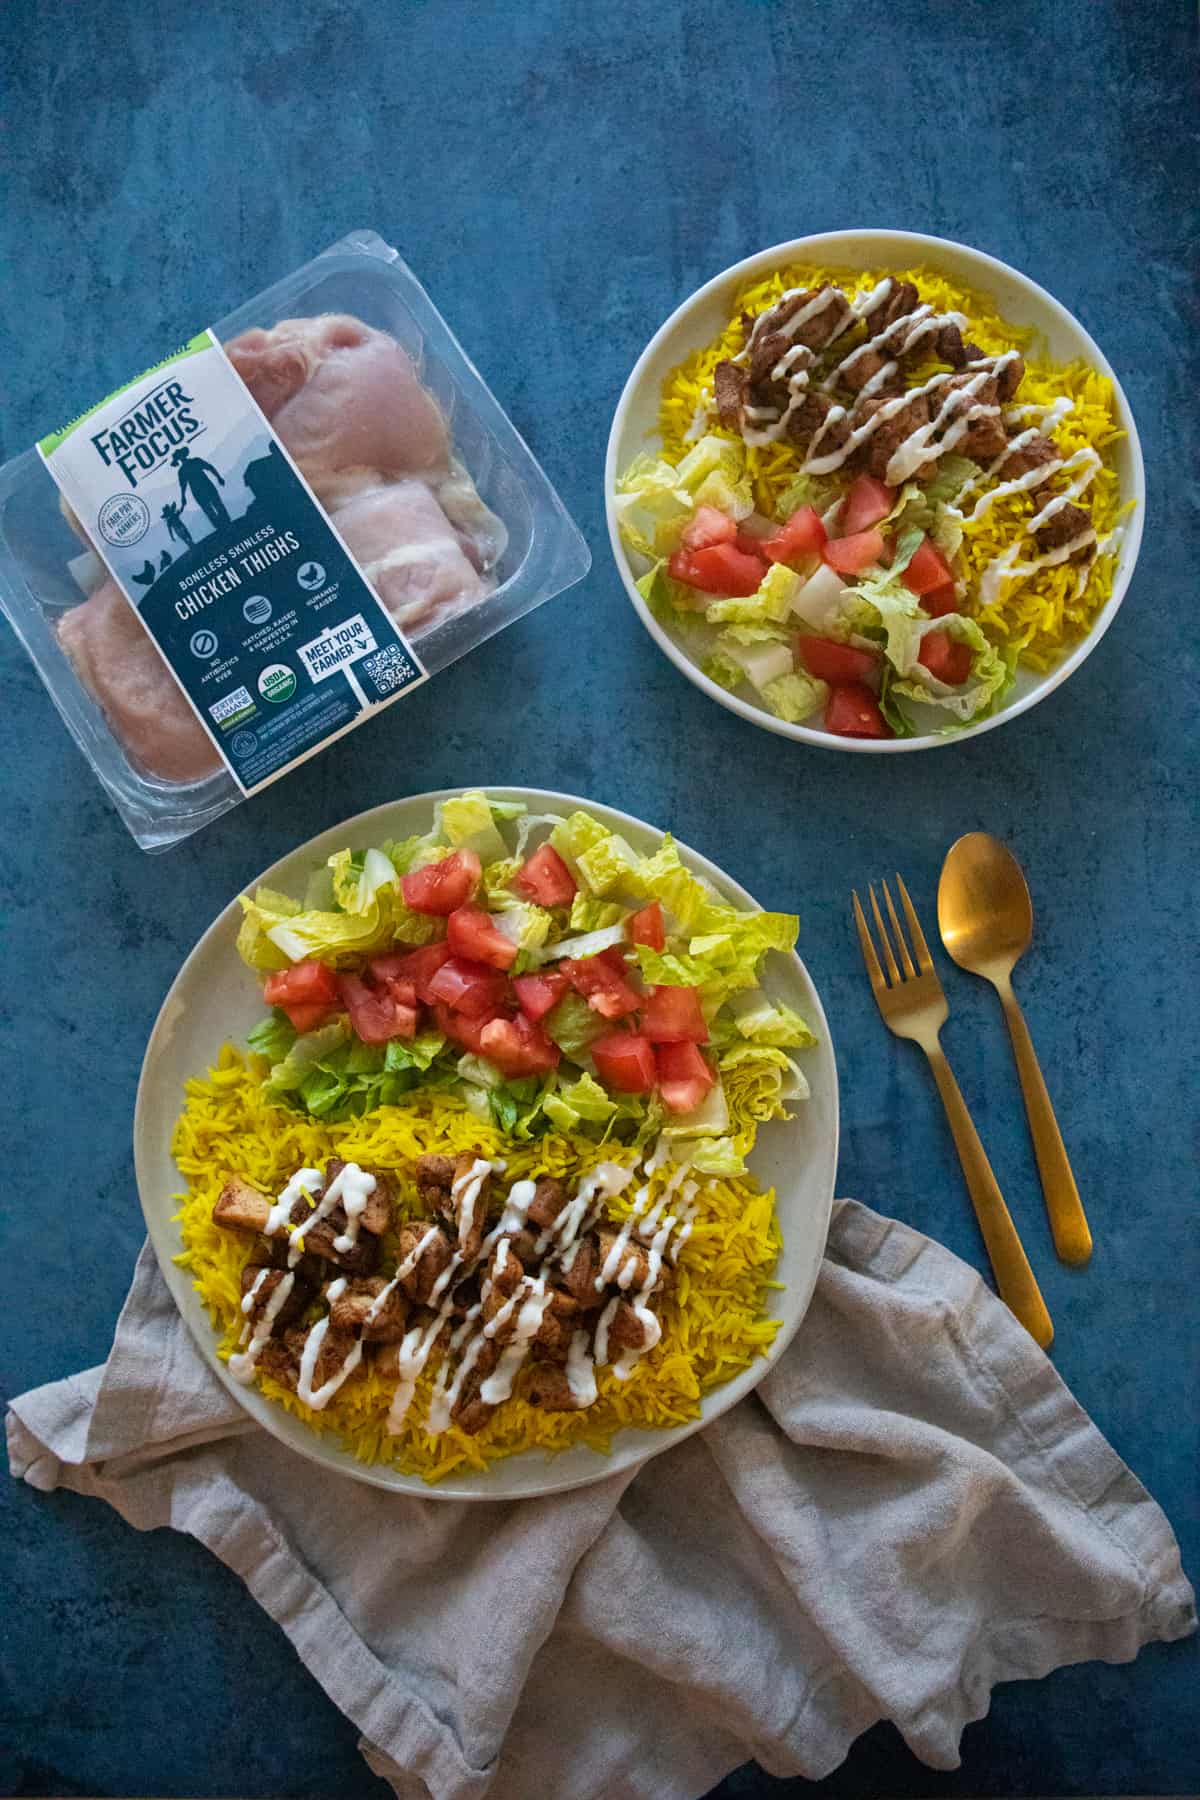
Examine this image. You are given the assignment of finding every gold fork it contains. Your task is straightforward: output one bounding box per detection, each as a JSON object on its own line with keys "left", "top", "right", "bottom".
{"left": 853, "top": 876, "right": 1054, "bottom": 1349}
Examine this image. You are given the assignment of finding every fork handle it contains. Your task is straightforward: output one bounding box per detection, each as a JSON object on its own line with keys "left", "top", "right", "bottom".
{"left": 997, "top": 981, "right": 1093, "bottom": 1266}
{"left": 924, "top": 1042, "right": 1054, "bottom": 1348}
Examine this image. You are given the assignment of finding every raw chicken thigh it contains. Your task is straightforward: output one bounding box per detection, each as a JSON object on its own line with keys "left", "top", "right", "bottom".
{"left": 58, "top": 581, "right": 222, "bottom": 784}
{"left": 57, "top": 314, "right": 506, "bottom": 784}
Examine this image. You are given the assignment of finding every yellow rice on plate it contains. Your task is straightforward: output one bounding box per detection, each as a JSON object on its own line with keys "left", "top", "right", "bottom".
{"left": 658, "top": 263, "right": 1131, "bottom": 669}
{"left": 173, "top": 1045, "right": 783, "bottom": 1485}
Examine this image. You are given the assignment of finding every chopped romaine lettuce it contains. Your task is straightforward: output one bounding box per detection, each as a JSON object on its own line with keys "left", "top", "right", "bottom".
{"left": 543, "top": 990, "right": 608, "bottom": 1058}
{"left": 762, "top": 670, "right": 827, "bottom": 723}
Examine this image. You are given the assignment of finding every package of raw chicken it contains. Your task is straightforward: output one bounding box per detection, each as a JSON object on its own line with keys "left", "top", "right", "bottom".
{"left": 0, "top": 230, "right": 589, "bottom": 849}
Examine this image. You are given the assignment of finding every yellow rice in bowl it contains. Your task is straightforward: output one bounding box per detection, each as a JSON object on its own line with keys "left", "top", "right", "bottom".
{"left": 658, "top": 263, "right": 1129, "bottom": 669}
{"left": 173, "top": 1046, "right": 782, "bottom": 1485}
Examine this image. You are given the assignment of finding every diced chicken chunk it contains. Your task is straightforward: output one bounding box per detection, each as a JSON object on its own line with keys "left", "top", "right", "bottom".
{"left": 994, "top": 433, "right": 1059, "bottom": 479}
{"left": 855, "top": 391, "right": 932, "bottom": 483}
{"left": 323, "top": 1160, "right": 394, "bottom": 1236}
{"left": 605, "top": 1300, "right": 658, "bottom": 1353}
{"left": 395, "top": 1221, "right": 454, "bottom": 1304}
{"left": 526, "top": 1364, "right": 584, "bottom": 1412}
{"left": 595, "top": 1229, "right": 653, "bottom": 1293}
{"left": 327, "top": 1276, "right": 409, "bottom": 1343}
{"left": 1034, "top": 499, "right": 1095, "bottom": 559}
{"left": 713, "top": 359, "right": 749, "bottom": 432}
{"left": 558, "top": 1235, "right": 600, "bottom": 1306}
{"left": 213, "top": 1177, "right": 272, "bottom": 1234}
{"left": 239, "top": 1264, "right": 310, "bottom": 1332}
{"left": 526, "top": 1177, "right": 567, "bottom": 1233}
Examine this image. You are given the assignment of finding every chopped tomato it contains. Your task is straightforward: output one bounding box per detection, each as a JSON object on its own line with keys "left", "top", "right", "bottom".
{"left": 337, "top": 972, "right": 417, "bottom": 1043}
{"left": 823, "top": 528, "right": 885, "bottom": 576}
{"left": 762, "top": 504, "right": 826, "bottom": 566}
{"left": 902, "top": 537, "right": 955, "bottom": 597}
{"left": 281, "top": 1001, "right": 335, "bottom": 1035}
{"left": 921, "top": 582, "right": 958, "bottom": 618}
{"left": 734, "top": 529, "right": 771, "bottom": 560}
{"left": 425, "top": 955, "right": 511, "bottom": 1018}
{"left": 512, "top": 970, "right": 570, "bottom": 1021}
{"left": 388, "top": 940, "right": 454, "bottom": 1003}
{"left": 918, "top": 630, "right": 973, "bottom": 685}
{"left": 840, "top": 475, "right": 895, "bottom": 537}
{"left": 446, "top": 904, "right": 517, "bottom": 971}
{"left": 591, "top": 1032, "right": 658, "bottom": 1093}
{"left": 627, "top": 901, "right": 665, "bottom": 951}
{"left": 667, "top": 541, "right": 767, "bottom": 597}
{"left": 400, "top": 849, "right": 482, "bottom": 916}
{"left": 562, "top": 948, "right": 641, "bottom": 1019}
{"left": 655, "top": 1041, "right": 716, "bottom": 1114}
{"left": 642, "top": 984, "right": 708, "bottom": 1044}
{"left": 680, "top": 506, "right": 737, "bottom": 552}
{"left": 264, "top": 959, "right": 340, "bottom": 1009}
{"left": 511, "top": 842, "right": 577, "bottom": 908}
{"left": 795, "top": 634, "right": 880, "bottom": 684}
{"left": 431, "top": 1003, "right": 493, "bottom": 1055}
{"left": 824, "top": 682, "right": 893, "bottom": 739}
{"left": 479, "top": 1013, "right": 561, "bottom": 1078}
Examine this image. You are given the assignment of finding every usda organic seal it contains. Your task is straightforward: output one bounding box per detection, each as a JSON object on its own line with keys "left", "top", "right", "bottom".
{"left": 258, "top": 662, "right": 297, "bottom": 703}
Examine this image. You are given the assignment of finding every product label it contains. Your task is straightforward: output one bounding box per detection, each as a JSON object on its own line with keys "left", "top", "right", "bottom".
{"left": 38, "top": 331, "right": 425, "bottom": 793}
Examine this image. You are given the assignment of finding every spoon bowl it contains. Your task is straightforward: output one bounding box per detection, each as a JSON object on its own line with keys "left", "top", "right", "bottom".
{"left": 938, "top": 833, "right": 1033, "bottom": 975}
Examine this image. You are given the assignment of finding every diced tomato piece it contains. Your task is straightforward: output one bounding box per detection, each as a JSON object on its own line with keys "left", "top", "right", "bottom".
{"left": 921, "top": 582, "right": 958, "bottom": 618}
{"left": 591, "top": 1032, "right": 658, "bottom": 1093}
{"left": 512, "top": 970, "right": 570, "bottom": 1021}
{"left": 400, "top": 849, "right": 482, "bottom": 916}
{"left": 824, "top": 682, "right": 893, "bottom": 739}
{"left": 387, "top": 940, "right": 454, "bottom": 1003}
{"left": 264, "top": 958, "right": 340, "bottom": 1009}
{"left": 281, "top": 1001, "right": 334, "bottom": 1035}
{"left": 823, "top": 528, "right": 885, "bottom": 576}
{"left": 734, "top": 529, "right": 771, "bottom": 560}
{"left": 902, "top": 538, "right": 956, "bottom": 597}
{"left": 655, "top": 1041, "right": 716, "bottom": 1114}
{"left": 432, "top": 1003, "right": 493, "bottom": 1055}
{"left": 918, "top": 630, "right": 973, "bottom": 685}
{"left": 642, "top": 984, "right": 708, "bottom": 1044}
{"left": 337, "top": 972, "right": 417, "bottom": 1043}
{"left": 511, "top": 842, "right": 577, "bottom": 907}
{"left": 562, "top": 949, "right": 641, "bottom": 1019}
{"left": 667, "top": 542, "right": 767, "bottom": 597}
{"left": 627, "top": 901, "right": 665, "bottom": 951}
{"left": 426, "top": 956, "right": 511, "bottom": 1018}
{"left": 680, "top": 505, "right": 737, "bottom": 552}
{"left": 478, "top": 1013, "right": 561, "bottom": 1078}
{"left": 446, "top": 904, "right": 517, "bottom": 971}
{"left": 762, "top": 504, "right": 826, "bottom": 566}
{"left": 794, "top": 634, "right": 880, "bottom": 684}
{"left": 840, "top": 475, "right": 895, "bottom": 537}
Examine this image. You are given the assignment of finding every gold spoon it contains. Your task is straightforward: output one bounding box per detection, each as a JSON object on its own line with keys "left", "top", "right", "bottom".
{"left": 937, "top": 833, "right": 1092, "bottom": 1266}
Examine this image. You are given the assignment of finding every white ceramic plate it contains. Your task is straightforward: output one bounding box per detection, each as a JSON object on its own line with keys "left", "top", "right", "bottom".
{"left": 605, "top": 228, "right": 1145, "bottom": 752}
{"left": 134, "top": 787, "right": 838, "bottom": 1501}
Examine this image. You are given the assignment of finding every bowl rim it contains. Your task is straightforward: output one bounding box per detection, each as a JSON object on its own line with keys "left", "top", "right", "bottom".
{"left": 604, "top": 227, "right": 1145, "bottom": 753}
{"left": 134, "top": 783, "right": 839, "bottom": 1501}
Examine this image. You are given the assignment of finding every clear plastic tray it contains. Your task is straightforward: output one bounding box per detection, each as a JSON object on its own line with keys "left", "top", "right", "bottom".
{"left": 0, "top": 229, "right": 590, "bottom": 849}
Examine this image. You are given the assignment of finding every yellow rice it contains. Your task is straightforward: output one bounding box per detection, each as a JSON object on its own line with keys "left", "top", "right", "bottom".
{"left": 658, "top": 263, "right": 1130, "bottom": 668}
{"left": 173, "top": 1045, "right": 783, "bottom": 1484}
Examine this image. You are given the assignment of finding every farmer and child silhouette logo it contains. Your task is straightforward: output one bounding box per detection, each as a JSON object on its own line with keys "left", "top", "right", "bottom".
{"left": 129, "top": 441, "right": 286, "bottom": 590}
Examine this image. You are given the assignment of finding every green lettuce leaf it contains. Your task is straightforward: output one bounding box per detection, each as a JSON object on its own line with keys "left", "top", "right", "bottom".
{"left": 705, "top": 564, "right": 800, "bottom": 626}
{"left": 434, "top": 790, "right": 519, "bottom": 865}
{"left": 569, "top": 893, "right": 629, "bottom": 932}
{"left": 688, "top": 1134, "right": 746, "bottom": 1177}
{"left": 762, "top": 670, "right": 827, "bottom": 724}
{"left": 723, "top": 989, "right": 817, "bottom": 1048}
{"left": 542, "top": 1071, "right": 619, "bottom": 1133}
{"left": 246, "top": 1008, "right": 296, "bottom": 1064}
{"left": 543, "top": 990, "right": 608, "bottom": 1059}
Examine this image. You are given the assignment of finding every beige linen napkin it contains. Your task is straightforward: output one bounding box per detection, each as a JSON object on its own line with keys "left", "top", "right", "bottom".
{"left": 7, "top": 1198, "right": 1194, "bottom": 1800}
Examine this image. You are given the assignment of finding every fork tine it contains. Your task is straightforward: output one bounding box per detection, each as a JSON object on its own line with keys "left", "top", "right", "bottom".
{"left": 882, "top": 879, "right": 916, "bottom": 978}
{"left": 869, "top": 884, "right": 901, "bottom": 985}
{"left": 852, "top": 891, "right": 886, "bottom": 993}
{"left": 895, "top": 873, "right": 934, "bottom": 973}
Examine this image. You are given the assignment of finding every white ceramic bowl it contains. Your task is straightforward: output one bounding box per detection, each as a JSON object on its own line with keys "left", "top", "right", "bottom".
{"left": 605, "top": 229, "right": 1145, "bottom": 753}
{"left": 134, "top": 788, "right": 838, "bottom": 1501}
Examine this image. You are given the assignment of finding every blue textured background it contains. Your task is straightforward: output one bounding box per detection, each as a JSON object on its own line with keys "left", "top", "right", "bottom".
{"left": 1, "top": 1, "right": 1197, "bottom": 1795}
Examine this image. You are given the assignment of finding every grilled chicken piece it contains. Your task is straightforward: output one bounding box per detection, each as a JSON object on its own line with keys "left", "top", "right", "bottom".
{"left": 605, "top": 1299, "right": 658, "bottom": 1353}
{"left": 534, "top": 1289, "right": 580, "bottom": 1357}
{"left": 323, "top": 1159, "right": 394, "bottom": 1235}
{"left": 994, "top": 432, "right": 1059, "bottom": 479}
{"left": 415, "top": 1154, "right": 456, "bottom": 1209}
{"left": 239, "top": 1264, "right": 311, "bottom": 1331}
{"left": 840, "top": 346, "right": 904, "bottom": 396}
{"left": 416, "top": 1152, "right": 491, "bottom": 1261}
{"left": 526, "top": 1363, "right": 584, "bottom": 1411}
{"left": 255, "top": 1322, "right": 360, "bottom": 1396}
{"left": 1034, "top": 499, "right": 1095, "bottom": 559}
{"left": 286, "top": 1215, "right": 380, "bottom": 1276}
{"left": 761, "top": 286, "right": 854, "bottom": 352}
{"left": 507, "top": 1227, "right": 542, "bottom": 1269}
{"left": 876, "top": 278, "right": 921, "bottom": 333}
{"left": 748, "top": 330, "right": 812, "bottom": 393}
{"left": 558, "top": 1235, "right": 600, "bottom": 1305}
{"left": 996, "top": 353, "right": 1025, "bottom": 403}
{"left": 787, "top": 390, "right": 853, "bottom": 458}
{"left": 214, "top": 1176, "right": 272, "bottom": 1234}
{"left": 327, "top": 1275, "right": 409, "bottom": 1343}
{"left": 931, "top": 321, "right": 972, "bottom": 368}
{"left": 854, "top": 390, "right": 932, "bottom": 483}
{"left": 713, "top": 359, "right": 749, "bottom": 431}
{"left": 525, "top": 1177, "right": 567, "bottom": 1233}
{"left": 452, "top": 1337, "right": 502, "bottom": 1435}
{"left": 395, "top": 1221, "right": 454, "bottom": 1304}
{"left": 481, "top": 1239, "right": 526, "bottom": 1330}
{"left": 595, "top": 1229, "right": 653, "bottom": 1293}
{"left": 957, "top": 409, "right": 1010, "bottom": 463}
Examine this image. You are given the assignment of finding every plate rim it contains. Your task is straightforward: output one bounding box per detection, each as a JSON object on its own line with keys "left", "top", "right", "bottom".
{"left": 134, "top": 784, "right": 839, "bottom": 1501}
{"left": 603, "top": 226, "right": 1146, "bottom": 753}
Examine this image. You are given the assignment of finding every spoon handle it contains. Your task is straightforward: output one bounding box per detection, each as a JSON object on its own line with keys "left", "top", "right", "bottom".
{"left": 997, "top": 982, "right": 1093, "bottom": 1265}
{"left": 924, "top": 1040, "right": 1054, "bottom": 1348}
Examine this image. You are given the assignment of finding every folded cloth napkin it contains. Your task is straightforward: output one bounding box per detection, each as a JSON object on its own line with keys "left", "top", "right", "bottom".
{"left": 7, "top": 1198, "right": 1194, "bottom": 1800}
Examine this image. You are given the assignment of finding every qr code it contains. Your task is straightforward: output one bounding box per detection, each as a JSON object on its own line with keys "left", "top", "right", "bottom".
{"left": 362, "top": 644, "right": 418, "bottom": 697}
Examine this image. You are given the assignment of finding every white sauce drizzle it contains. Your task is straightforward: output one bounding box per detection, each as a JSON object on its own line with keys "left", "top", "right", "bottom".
{"left": 295, "top": 1316, "right": 364, "bottom": 1410}
{"left": 977, "top": 448, "right": 1101, "bottom": 604}
{"left": 228, "top": 1271, "right": 295, "bottom": 1384}
{"left": 566, "top": 1329, "right": 598, "bottom": 1406}
{"left": 450, "top": 1158, "right": 492, "bottom": 1250}
{"left": 330, "top": 1165, "right": 377, "bottom": 1255}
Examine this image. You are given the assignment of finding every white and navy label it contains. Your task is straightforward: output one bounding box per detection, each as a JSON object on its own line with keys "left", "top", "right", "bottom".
{"left": 38, "top": 330, "right": 425, "bottom": 795}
